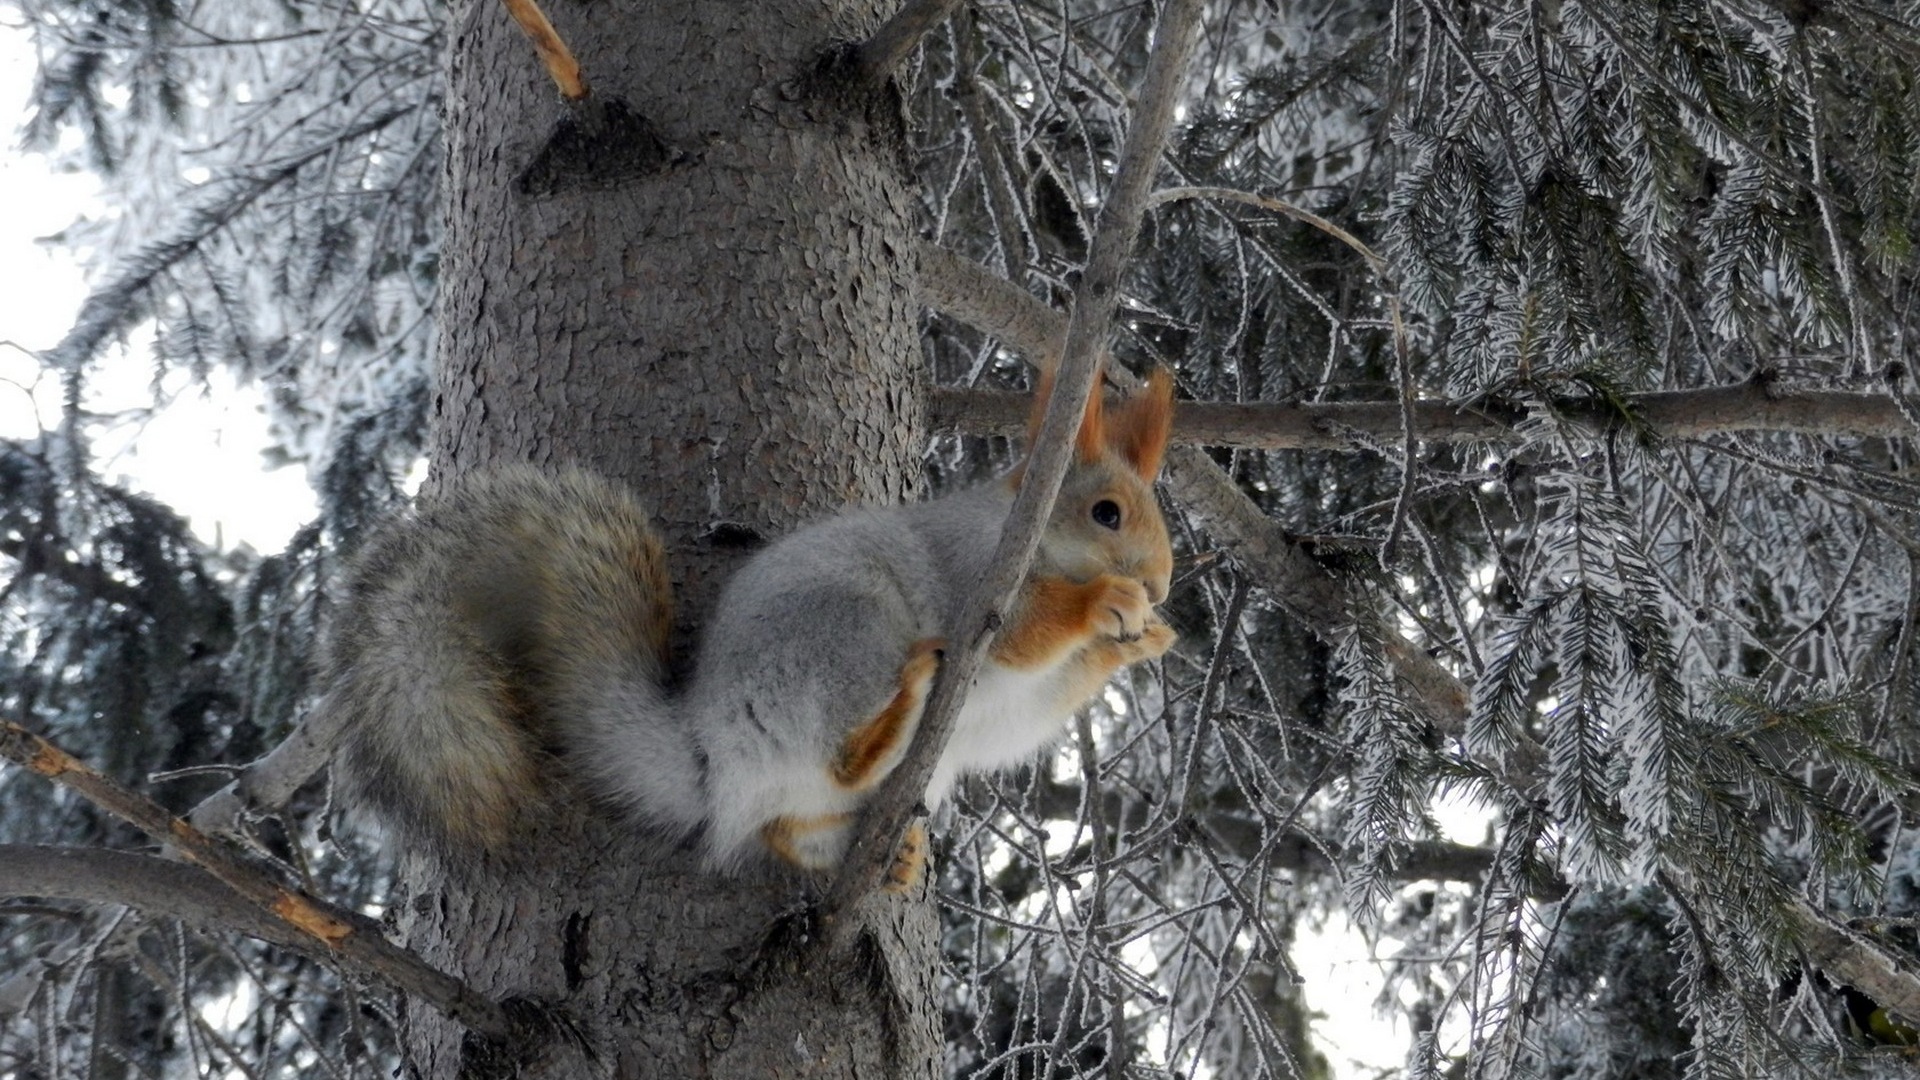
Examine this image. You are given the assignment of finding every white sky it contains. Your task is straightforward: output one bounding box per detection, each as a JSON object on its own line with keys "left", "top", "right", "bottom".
{"left": 0, "top": 22, "right": 313, "bottom": 552}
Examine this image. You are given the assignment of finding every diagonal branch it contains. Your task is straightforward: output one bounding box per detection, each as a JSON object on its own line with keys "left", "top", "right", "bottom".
{"left": 0, "top": 717, "right": 515, "bottom": 1041}
{"left": 820, "top": 0, "right": 1208, "bottom": 932}
{"left": 498, "top": 0, "right": 588, "bottom": 100}
{"left": 5, "top": 844, "right": 327, "bottom": 957}
{"left": 47, "top": 106, "right": 413, "bottom": 372}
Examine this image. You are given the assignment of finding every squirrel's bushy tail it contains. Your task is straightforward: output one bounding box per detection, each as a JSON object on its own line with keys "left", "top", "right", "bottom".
{"left": 329, "top": 466, "right": 704, "bottom": 859}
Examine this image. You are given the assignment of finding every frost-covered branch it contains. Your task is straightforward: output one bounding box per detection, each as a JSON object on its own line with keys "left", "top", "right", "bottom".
{"left": 45, "top": 105, "right": 414, "bottom": 372}
{"left": 915, "top": 241, "right": 1920, "bottom": 1027}
{"left": 1031, "top": 779, "right": 1565, "bottom": 896}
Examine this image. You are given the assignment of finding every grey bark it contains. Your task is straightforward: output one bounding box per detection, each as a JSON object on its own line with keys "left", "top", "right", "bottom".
{"left": 412, "top": 1, "right": 941, "bottom": 1075}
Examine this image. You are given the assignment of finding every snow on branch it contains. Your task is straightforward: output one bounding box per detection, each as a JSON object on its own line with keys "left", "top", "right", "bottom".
{"left": 44, "top": 105, "right": 413, "bottom": 373}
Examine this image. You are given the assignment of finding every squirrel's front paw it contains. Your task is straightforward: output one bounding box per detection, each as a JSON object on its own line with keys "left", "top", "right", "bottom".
{"left": 1090, "top": 575, "right": 1155, "bottom": 642}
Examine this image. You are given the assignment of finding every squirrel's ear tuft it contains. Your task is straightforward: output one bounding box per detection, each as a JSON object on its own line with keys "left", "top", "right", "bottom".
{"left": 1022, "top": 365, "right": 1054, "bottom": 455}
{"left": 1107, "top": 368, "right": 1173, "bottom": 480}
{"left": 1015, "top": 365, "right": 1109, "bottom": 487}
{"left": 1073, "top": 371, "right": 1107, "bottom": 466}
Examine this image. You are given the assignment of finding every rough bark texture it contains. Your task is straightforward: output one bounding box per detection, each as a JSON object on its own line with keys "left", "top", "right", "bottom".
{"left": 421, "top": 1, "right": 940, "bottom": 1075}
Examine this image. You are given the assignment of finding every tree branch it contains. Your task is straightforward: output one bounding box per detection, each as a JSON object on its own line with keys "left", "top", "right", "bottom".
{"left": 1797, "top": 905, "right": 1920, "bottom": 1025}
{"left": 1027, "top": 779, "right": 1567, "bottom": 899}
{"left": 919, "top": 238, "right": 1917, "bottom": 448}
{"left": 845, "top": 0, "right": 967, "bottom": 85}
{"left": 821, "top": 0, "right": 1207, "bottom": 932}
{"left": 930, "top": 383, "right": 1917, "bottom": 447}
{"left": 48, "top": 107, "right": 413, "bottom": 372}
{"left": 4, "top": 845, "right": 321, "bottom": 956}
{"left": 187, "top": 705, "right": 344, "bottom": 840}
{"left": 918, "top": 242, "right": 1072, "bottom": 369}
{"left": 912, "top": 244, "right": 1920, "bottom": 1027}
{"left": 0, "top": 717, "right": 515, "bottom": 1041}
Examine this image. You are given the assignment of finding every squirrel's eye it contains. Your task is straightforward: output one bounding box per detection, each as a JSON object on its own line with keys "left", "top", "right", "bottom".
{"left": 1091, "top": 499, "right": 1122, "bottom": 530}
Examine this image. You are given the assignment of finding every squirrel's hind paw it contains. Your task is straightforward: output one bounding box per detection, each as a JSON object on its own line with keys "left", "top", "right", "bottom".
{"left": 882, "top": 822, "right": 929, "bottom": 894}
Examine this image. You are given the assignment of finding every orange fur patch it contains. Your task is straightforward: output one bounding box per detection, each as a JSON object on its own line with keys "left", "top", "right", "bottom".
{"left": 884, "top": 822, "right": 929, "bottom": 894}
{"left": 992, "top": 577, "right": 1103, "bottom": 670}
{"left": 831, "top": 638, "right": 945, "bottom": 790}
{"left": 629, "top": 534, "right": 674, "bottom": 654}
{"left": 1022, "top": 365, "right": 1114, "bottom": 472}
{"left": 1047, "top": 622, "right": 1176, "bottom": 713}
{"left": 1109, "top": 368, "right": 1174, "bottom": 479}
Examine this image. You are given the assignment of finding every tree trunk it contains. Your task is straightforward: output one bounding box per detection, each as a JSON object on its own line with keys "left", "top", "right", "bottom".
{"left": 416, "top": 1, "right": 939, "bottom": 1075}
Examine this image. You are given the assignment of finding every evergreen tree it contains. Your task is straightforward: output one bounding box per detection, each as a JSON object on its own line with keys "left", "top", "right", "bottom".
{"left": 5, "top": 0, "right": 1920, "bottom": 1076}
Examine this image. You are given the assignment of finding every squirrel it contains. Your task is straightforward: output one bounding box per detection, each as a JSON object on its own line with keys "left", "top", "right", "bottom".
{"left": 325, "top": 369, "right": 1176, "bottom": 886}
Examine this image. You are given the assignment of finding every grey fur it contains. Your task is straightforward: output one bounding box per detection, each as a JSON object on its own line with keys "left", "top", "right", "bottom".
{"left": 331, "top": 443, "right": 1174, "bottom": 871}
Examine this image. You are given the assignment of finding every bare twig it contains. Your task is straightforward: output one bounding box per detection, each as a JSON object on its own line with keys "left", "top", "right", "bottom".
{"left": 821, "top": 0, "right": 1207, "bottom": 931}
{"left": 1381, "top": 293, "right": 1418, "bottom": 566}
{"left": 1145, "top": 186, "right": 1386, "bottom": 271}
{"left": 0, "top": 718, "right": 515, "bottom": 1041}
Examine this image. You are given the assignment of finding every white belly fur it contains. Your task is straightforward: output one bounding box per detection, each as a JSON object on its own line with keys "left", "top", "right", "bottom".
{"left": 927, "top": 661, "right": 1077, "bottom": 806}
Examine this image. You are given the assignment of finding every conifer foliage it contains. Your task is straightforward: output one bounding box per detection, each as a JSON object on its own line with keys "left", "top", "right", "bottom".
{"left": 5, "top": 0, "right": 1920, "bottom": 1076}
